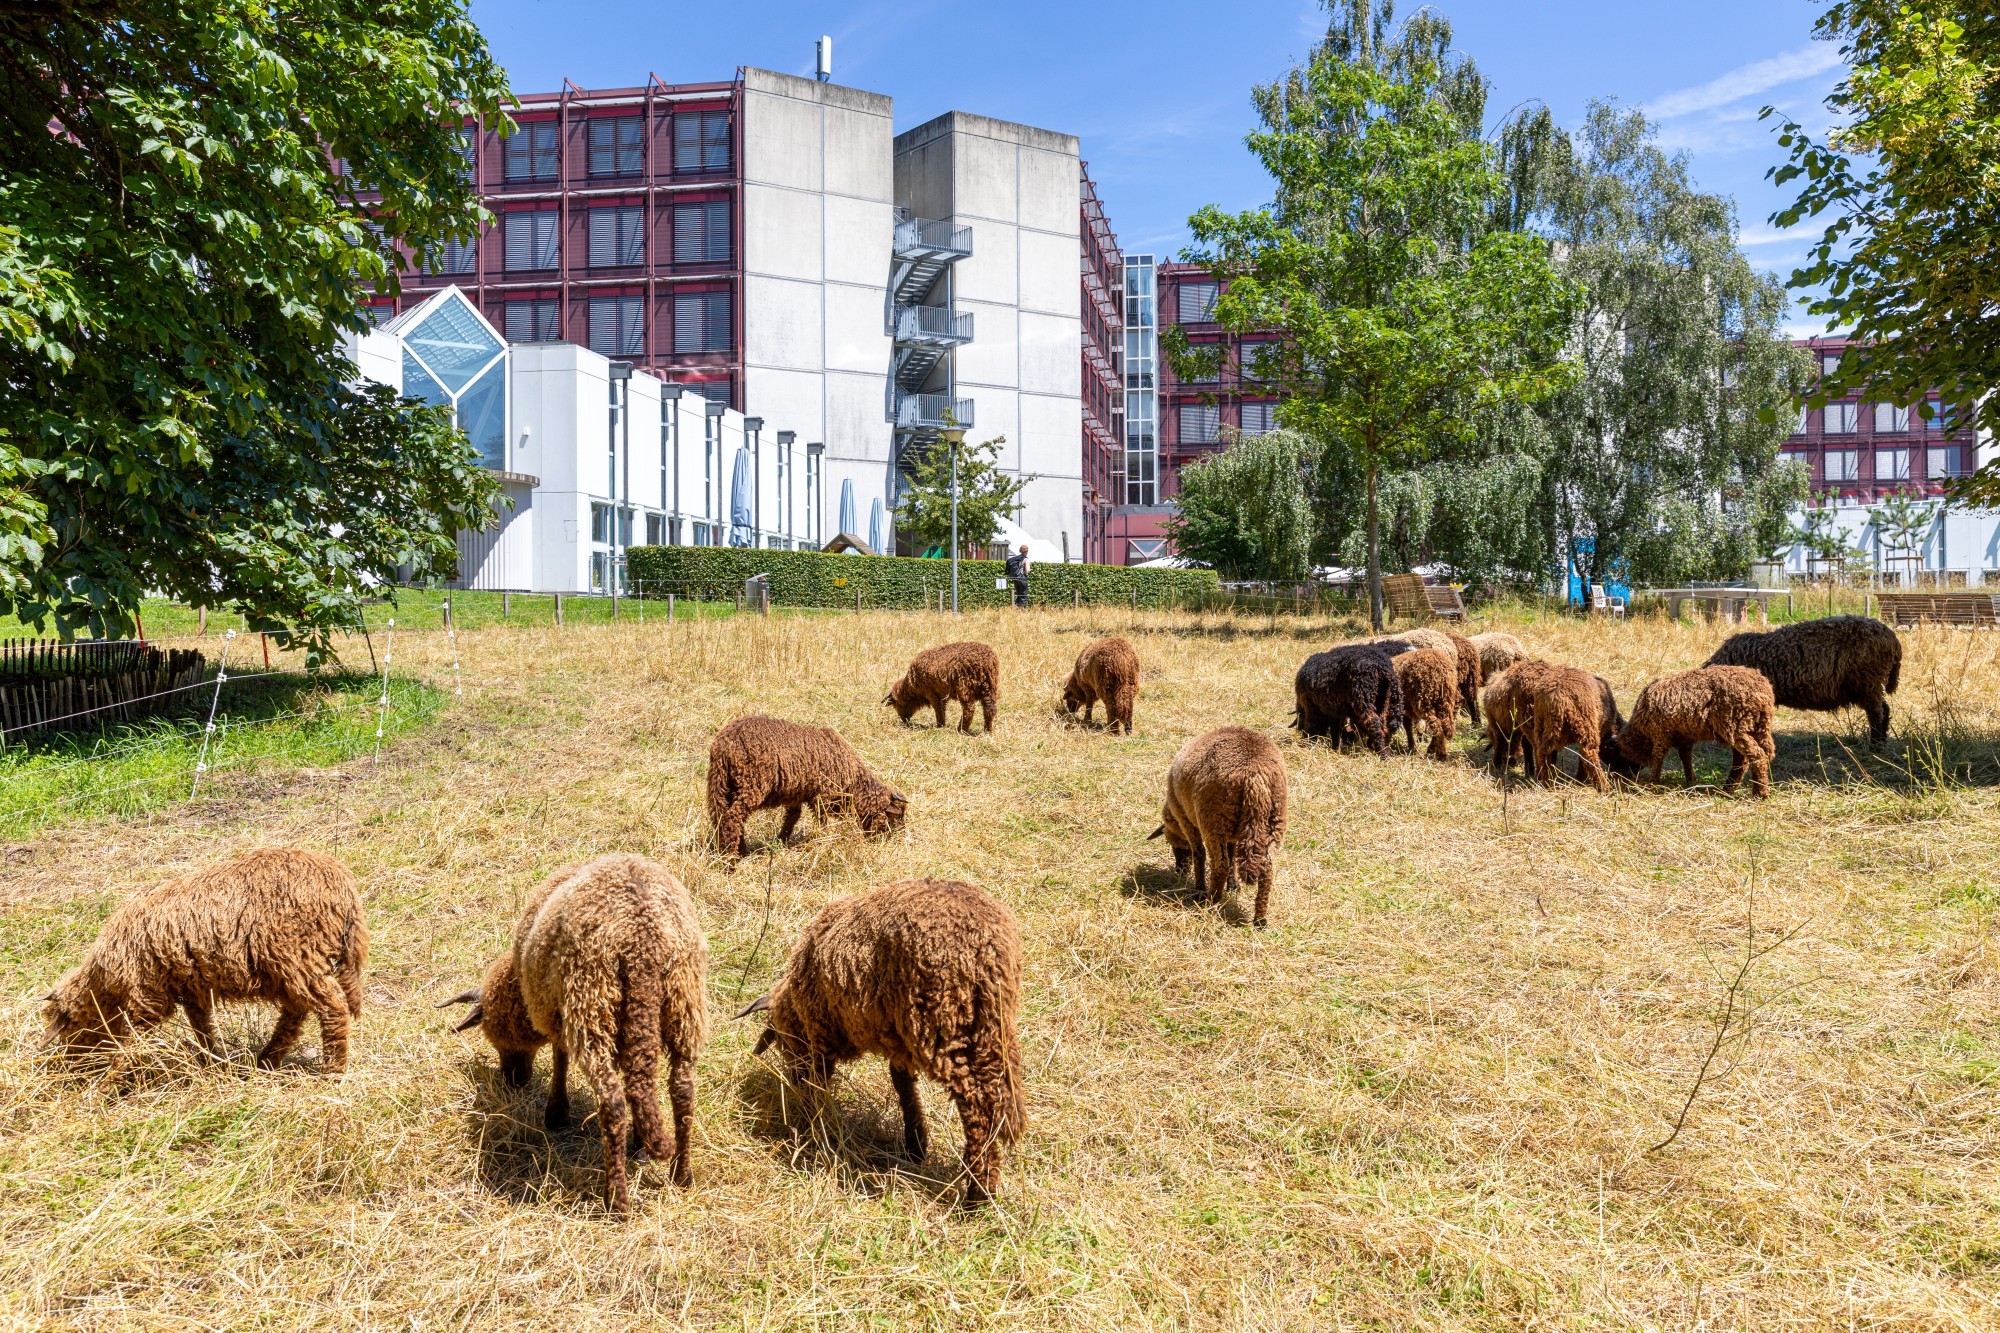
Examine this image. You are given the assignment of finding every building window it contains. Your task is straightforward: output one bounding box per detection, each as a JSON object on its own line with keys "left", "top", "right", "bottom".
{"left": 425, "top": 236, "right": 476, "bottom": 276}
{"left": 1177, "top": 281, "right": 1219, "bottom": 324}
{"left": 455, "top": 126, "right": 477, "bottom": 183}
{"left": 1821, "top": 352, "right": 1841, "bottom": 377}
{"left": 1924, "top": 398, "right": 1946, "bottom": 428}
{"left": 1795, "top": 406, "right": 1808, "bottom": 434}
{"left": 1179, "top": 403, "right": 1218, "bottom": 444}
{"left": 1241, "top": 401, "right": 1277, "bottom": 436}
{"left": 503, "top": 211, "right": 559, "bottom": 271}
{"left": 675, "top": 111, "right": 731, "bottom": 172}
{"left": 1875, "top": 447, "right": 1909, "bottom": 481}
{"left": 688, "top": 379, "right": 731, "bottom": 405}
{"left": 1825, "top": 402, "right": 1858, "bottom": 434}
{"left": 504, "top": 298, "right": 560, "bottom": 343}
{"left": 1825, "top": 450, "right": 1858, "bottom": 482}
{"left": 588, "top": 205, "right": 644, "bottom": 267}
{"left": 1928, "top": 446, "right": 1965, "bottom": 480}
{"left": 674, "top": 290, "right": 731, "bottom": 353}
{"left": 646, "top": 513, "right": 665, "bottom": 545}
{"left": 1874, "top": 402, "right": 1909, "bottom": 433}
{"left": 504, "top": 121, "right": 559, "bottom": 182}
{"left": 587, "top": 116, "right": 643, "bottom": 177}
{"left": 674, "top": 201, "right": 730, "bottom": 263}
{"left": 589, "top": 295, "right": 644, "bottom": 357}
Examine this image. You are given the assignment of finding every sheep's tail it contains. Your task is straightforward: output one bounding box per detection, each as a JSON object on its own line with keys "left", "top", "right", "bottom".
{"left": 1238, "top": 767, "right": 1281, "bottom": 849}
{"left": 984, "top": 989, "right": 1027, "bottom": 1148}
{"left": 705, "top": 751, "right": 732, "bottom": 828}
{"left": 1886, "top": 644, "right": 1901, "bottom": 696}
{"left": 339, "top": 905, "right": 367, "bottom": 1016}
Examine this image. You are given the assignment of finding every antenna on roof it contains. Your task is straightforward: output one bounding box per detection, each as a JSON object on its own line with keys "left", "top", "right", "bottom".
{"left": 816, "top": 35, "right": 832, "bottom": 83}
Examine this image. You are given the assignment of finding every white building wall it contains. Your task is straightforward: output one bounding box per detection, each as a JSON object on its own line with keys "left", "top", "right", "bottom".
{"left": 1781, "top": 501, "right": 2000, "bottom": 584}
{"left": 740, "top": 67, "right": 896, "bottom": 550}
{"left": 894, "top": 112, "right": 1084, "bottom": 556}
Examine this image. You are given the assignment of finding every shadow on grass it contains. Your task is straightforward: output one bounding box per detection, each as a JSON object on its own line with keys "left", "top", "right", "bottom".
{"left": 460, "top": 1054, "right": 621, "bottom": 1211}
{"left": 732, "top": 1058, "right": 966, "bottom": 1206}
{"left": 1117, "top": 861, "right": 1252, "bottom": 925}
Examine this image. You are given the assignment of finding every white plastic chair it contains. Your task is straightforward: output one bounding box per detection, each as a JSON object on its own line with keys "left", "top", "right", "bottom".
{"left": 1591, "top": 588, "right": 1626, "bottom": 618}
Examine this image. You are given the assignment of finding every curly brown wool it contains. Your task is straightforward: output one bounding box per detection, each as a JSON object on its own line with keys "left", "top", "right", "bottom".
{"left": 1392, "top": 648, "right": 1459, "bottom": 760}
{"left": 42, "top": 847, "right": 367, "bottom": 1079}
{"left": 447, "top": 854, "right": 710, "bottom": 1215}
{"left": 1373, "top": 628, "right": 1483, "bottom": 724}
{"left": 739, "top": 878, "right": 1026, "bottom": 1207}
{"left": 1061, "top": 635, "right": 1140, "bottom": 733}
{"left": 886, "top": 641, "right": 1000, "bottom": 734}
{"left": 1523, "top": 663, "right": 1611, "bottom": 791}
{"left": 1705, "top": 614, "right": 1900, "bottom": 744}
{"left": 706, "top": 715, "right": 907, "bottom": 859}
{"left": 1612, "top": 665, "right": 1777, "bottom": 797}
{"left": 1469, "top": 631, "right": 1529, "bottom": 680}
{"left": 1149, "top": 726, "right": 1289, "bottom": 927}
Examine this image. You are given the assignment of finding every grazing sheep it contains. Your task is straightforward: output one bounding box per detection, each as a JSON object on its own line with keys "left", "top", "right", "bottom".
{"left": 1593, "top": 674, "right": 1625, "bottom": 758}
{"left": 1481, "top": 661, "right": 1544, "bottom": 778}
{"left": 1470, "top": 631, "right": 1529, "bottom": 680}
{"left": 1705, "top": 615, "right": 1901, "bottom": 744}
{"left": 42, "top": 847, "right": 366, "bottom": 1079}
{"left": 445, "top": 855, "right": 710, "bottom": 1213}
{"left": 707, "top": 716, "right": 908, "bottom": 859}
{"left": 1294, "top": 645, "right": 1404, "bottom": 756}
{"left": 1061, "top": 636, "right": 1140, "bottom": 733}
{"left": 1392, "top": 648, "right": 1459, "bottom": 760}
{"left": 736, "top": 878, "right": 1025, "bottom": 1207}
{"left": 1372, "top": 628, "right": 1483, "bottom": 724}
{"left": 1524, "top": 664, "right": 1611, "bottom": 791}
{"left": 887, "top": 641, "right": 1000, "bottom": 734}
{"left": 1612, "top": 665, "right": 1777, "bottom": 797}
{"left": 1148, "top": 726, "right": 1289, "bottom": 925}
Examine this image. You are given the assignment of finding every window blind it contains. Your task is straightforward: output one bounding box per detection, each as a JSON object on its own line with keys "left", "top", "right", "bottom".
{"left": 588, "top": 206, "right": 644, "bottom": 267}
{"left": 674, "top": 112, "right": 730, "bottom": 171}
{"left": 503, "top": 122, "right": 558, "bottom": 181}
{"left": 674, "top": 202, "right": 730, "bottom": 263}
{"left": 588, "top": 295, "right": 644, "bottom": 357}
{"left": 503, "top": 211, "right": 559, "bottom": 270}
{"left": 674, "top": 291, "right": 731, "bottom": 353}
{"left": 587, "top": 117, "right": 643, "bottom": 176}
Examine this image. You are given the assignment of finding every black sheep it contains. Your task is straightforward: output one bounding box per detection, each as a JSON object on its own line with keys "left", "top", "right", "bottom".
{"left": 1705, "top": 615, "right": 1901, "bottom": 744}
{"left": 1293, "top": 645, "right": 1404, "bottom": 757}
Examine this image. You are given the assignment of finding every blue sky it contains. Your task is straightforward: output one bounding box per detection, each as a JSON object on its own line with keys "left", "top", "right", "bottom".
{"left": 468, "top": 0, "right": 1844, "bottom": 332}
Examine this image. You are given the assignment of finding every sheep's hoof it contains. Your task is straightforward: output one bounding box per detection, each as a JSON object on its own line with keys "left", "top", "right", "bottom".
{"left": 1252, "top": 917, "right": 1268, "bottom": 930}
{"left": 545, "top": 1103, "right": 571, "bottom": 1132}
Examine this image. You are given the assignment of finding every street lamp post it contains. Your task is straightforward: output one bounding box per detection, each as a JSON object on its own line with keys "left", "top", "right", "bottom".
{"left": 608, "top": 360, "right": 633, "bottom": 613}
{"left": 704, "top": 397, "right": 727, "bottom": 543}
{"left": 744, "top": 416, "right": 765, "bottom": 546}
{"left": 777, "top": 430, "right": 796, "bottom": 546}
{"left": 807, "top": 442, "right": 825, "bottom": 547}
{"left": 661, "top": 382, "right": 684, "bottom": 544}
{"left": 940, "top": 424, "right": 966, "bottom": 613}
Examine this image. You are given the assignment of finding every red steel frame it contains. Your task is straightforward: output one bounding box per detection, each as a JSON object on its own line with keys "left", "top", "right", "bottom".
{"left": 1079, "top": 163, "right": 1124, "bottom": 564}
{"left": 1779, "top": 334, "right": 1978, "bottom": 503}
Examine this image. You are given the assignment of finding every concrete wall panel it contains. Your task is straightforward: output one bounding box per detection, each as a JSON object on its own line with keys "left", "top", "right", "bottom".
{"left": 744, "top": 183, "right": 824, "bottom": 283}
{"left": 1018, "top": 310, "right": 1080, "bottom": 397}
{"left": 744, "top": 274, "right": 825, "bottom": 371}
{"left": 742, "top": 90, "right": 822, "bottom": 192}
{"left": 825, "top": 104, "right": 892, "bottom": 202}
{"left": 825, "top": 195, "right": 891, "bottom": 288}
{"left": 1018, "top": 228, "right": 1080, "bottom": 318}
{"left": 826, "top": 282, "right": 891, "bottom": 374}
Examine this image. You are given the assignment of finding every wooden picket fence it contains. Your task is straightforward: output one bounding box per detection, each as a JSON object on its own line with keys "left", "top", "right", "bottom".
{"left": 0, "top": 641, "right": 210, "bottom": 745}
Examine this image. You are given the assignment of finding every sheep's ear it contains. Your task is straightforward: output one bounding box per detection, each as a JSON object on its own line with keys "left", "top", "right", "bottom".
{"left": 752, "top": 1028, "right": 777, "bottom": 1056}
{"left": 733, "top": 993, "right": 771, "bottom": 1020}
{"left": 881, "top": 694, "right": 894, "bottom": 706}
{"left": 1146, "top": 824, "right": 1165, "bottom": 840}
{"left": 452, "top": 1004, "right": 485, "bottom": 1033}
{"left": 437, "top": 987, "right": 481, "bottom": 1010}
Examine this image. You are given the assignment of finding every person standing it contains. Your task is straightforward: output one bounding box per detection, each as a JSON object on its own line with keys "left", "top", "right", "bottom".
{"left": 1004, "top": 543, "right": 1031, "bottom": 608}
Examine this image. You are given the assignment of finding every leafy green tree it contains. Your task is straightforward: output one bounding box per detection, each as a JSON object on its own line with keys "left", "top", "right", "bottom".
{"left": 1171, "top": 0, "right": 1575, "bottom": 628}
{"left": 1765, "top": 3, "right": 2000, "bottom": 503}
{"left": 1503, "top": 102, "right": 1812, "bottom": 590}
{"left": 1164, "top": 429, "right": 1317, "bottom": 581}
{"left": 893, "top": 436, "right": 1028, "bottom": 556}
{"left": 1870, "top": 490, "right": 1937, "bottom": 582}
{"left": 0, "top": 0, "right": 512, "bottom": 642}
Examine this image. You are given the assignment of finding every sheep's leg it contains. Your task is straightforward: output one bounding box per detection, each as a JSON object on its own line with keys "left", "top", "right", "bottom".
{"left": 889, "top": 1063, "right": 930, "bottom": 1163}
{"left": 622, "top": 1036, "right": 671, "bottom": 1168}
{"left": 1578, "top": 741, "right": 1608, "bottom": 793}
{"left": 715, "top": 802, "right": 753, "bottom": 860}
{"left": 1675, "top": 743, "right": 1697, "bottom": 788}
{"left": 1402, "top": 709, "right": 1417, "bottom": 753}
{"left": 1428, "top": 714, "right": 1450, "bottom": 761}
{"left": 778, "top": 804, "right": 804, "bottom": 843}
{"left": 181, "top": 1000, "right": 222, "bottom": 1061}
{"left": 933, "top": 699, "right": 948, "bottom": 729}
{"left": 1865, "top": 698, "right": 1890, "bottom": 745}
{"left": 1202, "top": 833, "right": 1234, "bottom": 907}
{"left": 1723, "top": 747, "right": 1746, "bottom": 793}
{"left": 257, "top": 1004, "right": 309, "bottom": 1070}
{"left": 1190, "top": 841, "right": 1208, "bottom": 902}
{"left": 666, "top": 1053, "right": 696, "bottom": 1188}
{"left": 955, "top": 1091, "right": 1002, "bottom": 1207}
{"left": 574, "top": 1045, "right": 632, "bottom": 1214}
{"left": 980, "top": 694, "right": 997, "bottom": 734}
{"left": 957, "top": 695, "right": 975, "bottom": 734}
{"left": 545, "top": 1046, "right": 572, "bottom": 1131}
{"left": 307, "top": 977, "right": 353, "bottom": 1076}
{"left": 1247, "top": 845, "right": 1275, "bottom": 929}
{"left": 1750, "top": 753, "right": 1771, "bottom": 799}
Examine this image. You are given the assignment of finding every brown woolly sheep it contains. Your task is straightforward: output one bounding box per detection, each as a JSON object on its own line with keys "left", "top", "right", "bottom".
{"left": 1294, "top": 645, "right": 1404, "bottom": 756}
{"left": 445, "top": 855, "right": 710, "bottom": 1214}
{"left": 1524, "top": 664, "right": 1610, "bottom": 791}
{"left": 1482, "top": 661, "right": 1545, "bottom": 777}
{"left": 1612, "top": 665, "right": 1776, "bottom": 797}
{"left": 1705, "top": 614, "right": 1901, "bottom": 744}
{"left": 1149, "top": 726, "right": 1289, "bottom": 925}
{"left": 707, "top": 715, "right": 908, "bottom": 859}
{"left": 886, "top": 641, "right": 1000, "bottom": 734}
{"left": 1470, "top": 631, "right": 1529, "bottom": 680}
{"left": 1061, "top": 636, "right": 1140, "bottom": 733}
{"left": 1372, "top": 628, "right": 1482, "bottom": 723}
{"left": 1392, "top": 648, "right": 1459, "bottom": 760}
{"left": 42, "top": 847, "right": 366, "bottom": 1079}
{"left": 1593, "top": 674, "right": 1625, "bottom": 760}
{"left": 736, "top": 878, "right": 1025, "bottom": 1207}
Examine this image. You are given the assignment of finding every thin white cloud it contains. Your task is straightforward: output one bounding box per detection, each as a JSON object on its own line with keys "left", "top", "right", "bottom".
{"left": 1644, "top": 44, "right": 1845, "bottom": 120}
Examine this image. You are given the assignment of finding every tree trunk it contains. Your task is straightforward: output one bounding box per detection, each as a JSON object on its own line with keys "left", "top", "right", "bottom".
{"left": 1366, "top": 464, "right": 1383, "bottom": 631}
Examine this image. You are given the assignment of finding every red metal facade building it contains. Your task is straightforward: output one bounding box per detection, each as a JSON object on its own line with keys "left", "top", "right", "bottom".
{"left": 362, "top": 77, "right": 746, "bottom": 407}
{"left": 1153, "top": 262, "right": 1282, "bottom": 497}
{"left": 1780, "top": 335, "right": 1978, "bottom": 502}
{"left": 1079, "top": 165, "right": 1125, "bottom": 565}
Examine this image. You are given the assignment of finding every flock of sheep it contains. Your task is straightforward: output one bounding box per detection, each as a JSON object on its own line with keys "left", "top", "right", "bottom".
{"left": 35, "top": 612, "right": 1905, "bottom": 1215}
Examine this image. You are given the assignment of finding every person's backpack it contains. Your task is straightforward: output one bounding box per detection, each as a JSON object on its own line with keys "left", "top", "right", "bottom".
{"left": 1004, "top": 553, "right": 1028, "bottom": 579}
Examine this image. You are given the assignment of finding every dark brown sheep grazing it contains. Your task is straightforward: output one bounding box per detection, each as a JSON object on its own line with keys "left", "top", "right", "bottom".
{"left": 1593, "top": 674, "right": 1625, "bottom": 764}
{"left": 1392, "top": 648, "right": 1458, "bottom": 760}
{"left": 445, "top": 855, "right": 710, "bottom": 1214}
{"left": 1149, "top": 726, "right": 1289, "bottom": 926}
{"left": 1705, "top": 615, "right": 1900, "bottom": 744}
{"left": 707, "top": 715, "right": 907, "bottom": 859}
{"left": 1293, "top": 645, "right": 1404, "bottom": 757}
{"left": 887, "top": 641, "right": 1000, "bottom": 734}
{"left": 1612, "top": 665, "right": 1776, "bottom": 797}
{"left": 1481, "top": 661, "right": 1544, "bottom": 778}
{"left": 1061, "top": 635, "right": 1140, "bottom": 733}
{"left": 737, "top": 878, "right": 1025, "bottom": 1207}
{"left": 43, "top": 847, "right": 366, "bottom": 1078}
{"left": 1525, "top": 664, "right": 1610, "bottom": 791}
{"left": 1372, "top": 628, "right": 1482, "bottom": 724}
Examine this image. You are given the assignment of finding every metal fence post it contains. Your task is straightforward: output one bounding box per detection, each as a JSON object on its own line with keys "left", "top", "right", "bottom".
{"left": 189, "top": 630, "right": 235, "bottom": 796}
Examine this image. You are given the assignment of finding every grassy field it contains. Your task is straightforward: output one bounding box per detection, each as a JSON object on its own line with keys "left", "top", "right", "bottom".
{"left": 3, "top": 604, "right": 1999, "bottom": 1328}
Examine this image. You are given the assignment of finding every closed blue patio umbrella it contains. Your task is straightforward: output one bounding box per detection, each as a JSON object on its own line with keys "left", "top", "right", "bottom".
{"left": 729, "top": 446, "right": 753, "bottom": 548}
{"left": 868, "top": 497, "right": 884, "bottom": 554}
{"left": 838, "top": 478, "right": 856, "bottom": 539}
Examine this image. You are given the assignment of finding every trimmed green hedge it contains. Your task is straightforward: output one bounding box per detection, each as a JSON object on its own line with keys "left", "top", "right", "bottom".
{"left": 624, "top": 545, "right": 1220, "bottom": 609}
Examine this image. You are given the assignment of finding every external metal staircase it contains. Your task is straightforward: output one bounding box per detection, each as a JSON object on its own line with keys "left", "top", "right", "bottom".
{"left": 887, "top": 208, "right": 974, "bottom": 461}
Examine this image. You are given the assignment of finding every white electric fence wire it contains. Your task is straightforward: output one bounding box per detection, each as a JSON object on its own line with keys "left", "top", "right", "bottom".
{"left": 187, "top": 630, "right": 234, "bottom": 796}
{"left": 373, "top": 618, "right": 395, "bottom": 764}
{"left": 444, "top": 598, "right": 463, "bottom": 697}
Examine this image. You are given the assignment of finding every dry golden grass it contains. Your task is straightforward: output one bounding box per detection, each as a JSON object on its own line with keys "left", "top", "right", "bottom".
{"left": 5, "top": 604, "right": 2000, "bottom": 1328}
